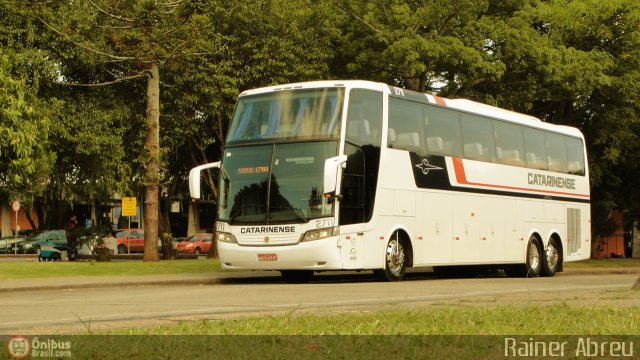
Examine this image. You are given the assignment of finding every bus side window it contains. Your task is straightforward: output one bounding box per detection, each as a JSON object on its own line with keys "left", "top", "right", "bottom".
{"left": 494, "top": 120, "right": 525, "bottom": 167}
{"left": 546, "top": 132, "right": 568, "bottom": 173}
{"left": 565, "top": 137, "right": 586, "bottom": 176}
{"left": 388, "top": 98, "right": 424, "bottom": 153}
{"left": 523, "top": 127, "right": 548, "bottom": 170}
{"left": 423, "top": 105, "right": 461, "bottom": 157}
{"left": 346, "top": 90, "right": 382, "bottom": 147}
{"left": 461, "top": 114, "right": 495, "bottom": 162}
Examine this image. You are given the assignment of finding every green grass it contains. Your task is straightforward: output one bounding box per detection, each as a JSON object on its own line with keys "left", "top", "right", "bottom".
{"left": 2, "top": 305, "right": 637, "bottom": 359}
{"left": 48, "top": 304, "right": 636, "bottom": 358}
{"left": 0, "top": 259, "right": 221, "bottom": 280}
{"left": 564, "top": 258, "right": 640, "bottom": 268}
{"left": 107, "top": 303, "right": 640, "bottom": 335}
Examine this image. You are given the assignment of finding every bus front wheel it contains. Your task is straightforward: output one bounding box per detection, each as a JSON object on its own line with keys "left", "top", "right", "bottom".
{"left": 374, "top": 236, "right": 407, "bottom": 282}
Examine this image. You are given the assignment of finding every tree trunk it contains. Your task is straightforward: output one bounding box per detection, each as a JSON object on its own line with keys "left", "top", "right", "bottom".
{"left": 159, "top": 194, "right": 171, "bottom": 238}
{"left": 24, "top": 207, "right": 38, "bottom": 231}
{"left": 143, "top": 62, "right": 160, "bottom": 262}
{"left": 187, "top": 201, "right": 198, "bottom": 236}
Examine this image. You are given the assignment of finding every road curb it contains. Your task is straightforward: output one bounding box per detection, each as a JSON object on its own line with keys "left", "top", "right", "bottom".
{"left": 559, "top": 268, "right": 640, "bottom": 276}
{"left": 0, "top": 277, "right": 226, "bottom": 293}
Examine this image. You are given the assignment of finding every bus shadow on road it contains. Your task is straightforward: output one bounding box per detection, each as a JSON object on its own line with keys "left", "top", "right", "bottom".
{"left": 218, "top": 269, "right": 507, "bottom": 285}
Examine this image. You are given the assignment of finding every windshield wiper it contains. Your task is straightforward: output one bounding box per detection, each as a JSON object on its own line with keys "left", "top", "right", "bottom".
{"left": 228, "top": 210, "right": 244, "bottom": 225}
{"left": 291, "top": 209, "right": 308, "bottom": 223}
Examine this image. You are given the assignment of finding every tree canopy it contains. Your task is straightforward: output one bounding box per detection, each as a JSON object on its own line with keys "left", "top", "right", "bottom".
{"left": 1, "top": 0, "right": 639, "bottom": 258}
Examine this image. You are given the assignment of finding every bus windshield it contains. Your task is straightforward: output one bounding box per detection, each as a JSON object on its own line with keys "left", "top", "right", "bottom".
{"left": 226, "top": 88, "right": 344, "bottom": 144}
{"left": 218, "top": 142, "right": 337, "bottom": 224}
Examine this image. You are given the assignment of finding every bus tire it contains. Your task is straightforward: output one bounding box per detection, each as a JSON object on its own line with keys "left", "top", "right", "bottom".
{"left": 505, "top": 236, "right": 542, "bottom": 278}
{"left": 117, "top": 244, "right": 126, "bottom": 254}
{"left": 374, "top": 236, "right": 407, "bottom": 282}
{"left": 525, "top": 236, "right": 542, "bottom": 277}
{"left": 541, "top": 238, "right": 560, "bottom": 277}
{"left": 280, "top": 270, "right": 314, "bottom": 283}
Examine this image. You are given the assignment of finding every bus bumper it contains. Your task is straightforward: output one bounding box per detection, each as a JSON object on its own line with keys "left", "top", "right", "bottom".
{"left": 218, "top": 237, "right": 342, "bottom": 270}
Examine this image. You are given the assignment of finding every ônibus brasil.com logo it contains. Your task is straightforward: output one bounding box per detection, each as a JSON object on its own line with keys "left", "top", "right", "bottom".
{"left": 7, "top": 336, "right": 72, "bottom": 358}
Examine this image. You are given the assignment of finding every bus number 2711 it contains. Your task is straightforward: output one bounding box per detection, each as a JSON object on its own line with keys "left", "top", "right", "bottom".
{"left": 315, "top": 218, "right": 335, "bottom": 228}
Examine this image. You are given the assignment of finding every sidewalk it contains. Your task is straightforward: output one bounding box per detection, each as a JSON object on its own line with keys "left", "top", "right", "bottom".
{"left": 1, "top": 267, "right": 638, "bottom": 293}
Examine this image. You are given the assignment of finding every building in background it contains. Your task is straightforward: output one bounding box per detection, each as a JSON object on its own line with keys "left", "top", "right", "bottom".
{"left": 593, "top": 210, "right": 636, "bottom": 258}
{"left": 0, "top": 204, "right": 36, "bottom": 237}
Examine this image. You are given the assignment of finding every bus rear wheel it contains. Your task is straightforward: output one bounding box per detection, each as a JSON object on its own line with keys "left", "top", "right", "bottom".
{"left": 280, "top": 270, "right": 314, "bottom": 283}
{"left": 374, "top": 236, "right": 407, "bottom": 281}
{"left": 542, "top": 238, "right": 560, "bottom": 277}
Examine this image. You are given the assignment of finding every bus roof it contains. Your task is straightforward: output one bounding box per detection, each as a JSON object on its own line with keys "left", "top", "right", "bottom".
{"left": 238, "top": 80, "right": 584, "bottom": 139}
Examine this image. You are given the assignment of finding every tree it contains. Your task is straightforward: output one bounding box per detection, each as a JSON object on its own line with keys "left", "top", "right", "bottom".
{"left": 0, "top": 53, "right": 53, "bottom": 207}
{"left": 26, "top": 0, "right": 336, "bottom": 254}
{"left": 491, "top": 0, "right": 640, "bottom": 245}
{"left": 157, "top": 0, "right": 336, "bottom": 236}
{"left": 329, "top": 0, "right": 508, "bottom": 92}
{"left": 1, "top": 2, "right": 140, "bottom": 233}
{"left": 333, "top": 0, "right": 640, "bottom": 246}
{"left": 0, "top": 3, "right": 55, "bottom": 217}
{"left": 28, "top": 0, "right": 227, "bottom": 260}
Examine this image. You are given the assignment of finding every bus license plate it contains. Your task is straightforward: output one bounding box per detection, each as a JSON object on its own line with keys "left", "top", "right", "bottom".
{"left": 258, "top": 254, "right": 278, "bottom": 261}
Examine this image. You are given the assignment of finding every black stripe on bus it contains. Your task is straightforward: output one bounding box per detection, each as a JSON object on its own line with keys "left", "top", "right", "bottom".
{"left": 408, "top": 153, "right": 591, "bottom": 204}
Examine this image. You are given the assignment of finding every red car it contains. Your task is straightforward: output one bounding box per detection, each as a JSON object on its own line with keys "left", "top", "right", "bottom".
{"left": 114, "top": 229, "right": 145, "bottom": 254}
{"left": 175, "top": 233, "right": 213, "bottom": 255}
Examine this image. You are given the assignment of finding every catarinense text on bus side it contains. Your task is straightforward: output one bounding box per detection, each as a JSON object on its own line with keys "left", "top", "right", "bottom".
{"left": 528, "top": 173, "right": 576, "bottom": 190}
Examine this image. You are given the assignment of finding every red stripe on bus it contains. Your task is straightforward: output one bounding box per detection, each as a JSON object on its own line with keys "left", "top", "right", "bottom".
{"left": 434, "top": 96, "right": 447, "bottom": 106}
{"left": 452, "top": 157, "right": 590, "bottom": 199}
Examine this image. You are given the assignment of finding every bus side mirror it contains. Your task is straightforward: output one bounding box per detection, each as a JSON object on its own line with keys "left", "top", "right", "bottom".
{"left": 323, "top": 155, "right": 347, "bottom": 198}
{"left": 189, "top": 162, "right": 221, "bottom": 199}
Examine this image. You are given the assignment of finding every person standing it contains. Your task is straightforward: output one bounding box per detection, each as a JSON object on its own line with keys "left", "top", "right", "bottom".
{"left": 65, "top": 215, "right": 78, "bottom": 260}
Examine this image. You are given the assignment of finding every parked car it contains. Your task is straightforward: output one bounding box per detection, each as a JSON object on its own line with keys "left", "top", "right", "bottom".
{"left": 10, "top": 230, "right": 67, "bottom": 254}
{"left": 171, "top": 236, "right": 189, "bottom": 250}
{"left": 114, "top": 229, "right": 145, "bottom": 254}
{"left": 175, "top": 233, "right": 213, "bottom": 255}
{"left": 38, "top": 245, "right": 70, "bottom": 261}
{"left": 0, "top": 235, "right": 25, "bottom": 254}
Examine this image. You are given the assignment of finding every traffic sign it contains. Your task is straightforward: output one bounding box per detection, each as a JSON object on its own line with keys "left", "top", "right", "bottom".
{"left": 121, "top": 197, "right": 137, "bottom": 217}
{"left": 11, "top": 201, "right": 20, "bottom": 212}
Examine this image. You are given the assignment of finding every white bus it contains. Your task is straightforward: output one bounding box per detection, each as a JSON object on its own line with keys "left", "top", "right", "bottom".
{"left": 189, "top": 80, "right": 590, "bottom": 282}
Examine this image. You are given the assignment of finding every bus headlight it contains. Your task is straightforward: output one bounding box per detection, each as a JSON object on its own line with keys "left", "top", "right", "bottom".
{"left": 216, "top": 231, "right": 237, "bottom": 244}
{"left": 302, "top": 227, "right": 339, "bottom": 242}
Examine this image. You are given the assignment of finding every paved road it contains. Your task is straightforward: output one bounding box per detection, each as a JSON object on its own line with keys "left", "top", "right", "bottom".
{"left": 1, "top": 272, "right": 637, "bottom": 334}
